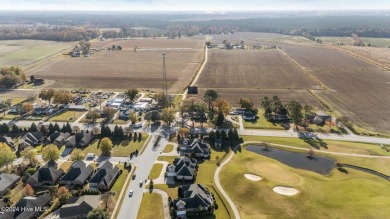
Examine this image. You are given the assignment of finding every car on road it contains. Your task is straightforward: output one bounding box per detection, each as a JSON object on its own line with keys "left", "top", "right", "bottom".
{"left": 139, "top": 180, "right": 143, "bottom": 187}
{"left": 129, "top": 190, "right": 133, "bottom": 197}
{"left": 133, "top": 122, "right": 142, "bottom": 128}
{"left": 132, "top": 174, "right": 136, "bottom": 180}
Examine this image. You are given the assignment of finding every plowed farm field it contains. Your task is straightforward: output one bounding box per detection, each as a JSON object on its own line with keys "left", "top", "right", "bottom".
{"left": 27, "top": 38, "right": 204, "bottom": 92}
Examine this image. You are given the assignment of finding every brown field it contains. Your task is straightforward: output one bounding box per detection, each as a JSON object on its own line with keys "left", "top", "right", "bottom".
{"left": 27, "top": 38, "right": 204, "bottom": 92}
{"left": 197, "top": 88, "right": 322, "bottom": 108}
{"left": 196, "top": 49, "right": 318, "bottom": 89}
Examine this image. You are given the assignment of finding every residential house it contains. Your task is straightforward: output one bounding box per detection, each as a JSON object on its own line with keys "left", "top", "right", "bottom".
{"left": 187, "top": 86, "right": 198, "bottom": 95}
{"left": 59, "top": 195, "right": 101, "bottom": 219}
{"left": 65, "top": 132, "right": 94, "bottom": 148}
{"left": 18, "top": 132, "right": 45, "bottom": 150}
{"left": 172, "top": 184, "right": 215, "bottom": 218}
{"left": 0, "top": 193, "right": 51, "bottom": 219}
{"left": 0, "top": 136, "right": 15, "bottom": 151}
{"left": 8, "top": 106, "right": 19, "bottom": 114}
{"left": 60, "top": 161, "right": 94, "bottom": 188}
{"left": 33, "top": 104, "right": 53, "bottom": 116}
{"left": 33, "top": 79, "right": 45, "bottom": 86}
{"left": 312, "top": 111, "right": 332, "bottom": 126}
{"left": 242, "top": 111, "right": 256, "bottom": 121}
{"left": 89, "top": 161, "right": 120, "bottom": 191}
{"left": 44, "top": 131, "right": 71, "bottom": 148}
{"left": 68, "top": 105, "right": 87, "bottom": 111}
{"left": 26, "top": 160, "right": 64, "bottom": 188}
{"left": 167, "top": 157, "right": 198, "bottom": 182}
{"left": 0, "top": 173, "right": 20, "bottom": 197}
{"left": 179, "top": 138, "right": 210, "bottom": 158}
{"left": 138, "top": 98, "right": 153, "bottom": 103}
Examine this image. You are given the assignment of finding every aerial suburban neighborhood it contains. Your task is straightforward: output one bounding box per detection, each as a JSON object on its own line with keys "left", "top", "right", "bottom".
{"left": 1, "top": 2, "right": 390, "bottom": 219}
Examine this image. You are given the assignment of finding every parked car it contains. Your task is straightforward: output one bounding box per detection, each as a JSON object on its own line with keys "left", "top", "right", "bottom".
{"left": 129, "top": 190, "right": 133, "bottom": 197}
{"left": 133, "top": 122, "right": 142, "bottom": 128}
{"left": 229, "top": 111, "right": 239, "bottom": 115}
{"left": 139, "top": 180, "right": 143, "bottom": 187}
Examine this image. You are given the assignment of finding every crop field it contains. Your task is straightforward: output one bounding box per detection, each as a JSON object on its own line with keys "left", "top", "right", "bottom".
{"left": 27, "top": 38, "right": 204, "bottom": 92}
{"left": 0, "top": 40, "right": 74, "bottom": 67}
{"left": 196, "top": 49, "right": 318, "bottom": 89}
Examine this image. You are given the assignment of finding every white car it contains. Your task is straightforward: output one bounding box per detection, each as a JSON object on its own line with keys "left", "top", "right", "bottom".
{"left": 129, "top": 190, "right": 133, "bottom": 197}
{"left": 229, "top": 111, "right": 239, "bottom": 115}
{"left": 133, "top": 122, "right": 142, "bottom": 128}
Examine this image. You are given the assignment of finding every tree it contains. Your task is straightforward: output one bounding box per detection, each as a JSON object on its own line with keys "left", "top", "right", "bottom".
{"left": 101, "top": 192, "right": 116, "bottom": 211}
{"left": 40, "top": 125, "right": 48, "bottom": 134}
{"left": 53, "top": 90, "right": 73, "bottom": 104}
{"left": 239, "top": 98, "right": 254, "bottom": 112}
{"left": 57, "top": 186, "right": 70, "bottom": 205}
{"left": 160, "top": 107, "right": 175, "bottom": 126}
{"left": 0, "top": 143, "right": 16, "bottom": 168}
{"left": 20, "top": 72, "right": 27, "bottom": 81}
{"left": 22, "top": 102, "right": 33, "bottom": 113}
{"left": 204, "top": 89, "right": 218, "bottom": 113}
{"left": 154, "top": 92, "right": 169, "bottom": 108}
{"left": 24, "top": 184, "right": 34, "bottom": 196}
{"left": 303, "top": 105, "right": 314, "bottom": 118}
{"left": 70, "top": 149, "right": 86, "bottom": 161}
{"left": 103, "top": 107, "right": 116, "bottom": 120}
{"left": 53, "top": 123, "right": 60, "bottom": 132}
{"left": 287, "top": 101, "right": 303, "bottom": 129}
{"left": 113, "top": 125, "right": 124, "bottom": 139}
{"left": 87, "top": 209, "right": 109, "bottom": 219}
{"left": 91, "top": 127, "right": 100, "bottom": 135}
{"left": 11, "top": 124, "right": 20, "bottom": 134}
{"left": 42, "top": 144, "right": 60, "bottom": 161}
{"left": 129, "top": 112, "right": 137, "bottom": 124}
{"left": 138, "top": 133, "right": 142, "bottom": 142}
{"left": 39, "top": 88, "right": 55, "bottom": 105}
{"left": 125, "top": 89, "right": 139, "bottom": 101}
{"left": 261, "top": 96, "right": 272, "bottom": 119}
{"left": 85, "top": 109, "right": 100, "bottom": 123}
{"left": 5, "top": 99, "right": 12, "bottom": 108}
{"left": 215, "top": 112, "right": 224, "bottom": 126}
{"left": 100, "top": 137, "right": 113, "bottom": 156}
{"left": 270, "top": 96, "right": 284, "bottom": 115}
{"left": 21, "top": 146, "right": 38, "bottom": 166}
{"left": 29, "top": 122, "right": 38, "bottom": 132}
{"left": 213, "top": 98, "right": 231, "bottom": 116}
{"left": 72, "top": 126, "right": 80, "bottom": 133}
{"left": 180, "top": 97, "right": 207, "bottom": 127}
{"left": 0, "top": 123, "right": 9, "bottom": 134}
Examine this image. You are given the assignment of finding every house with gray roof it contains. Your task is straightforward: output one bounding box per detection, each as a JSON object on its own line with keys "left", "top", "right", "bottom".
{"left": 89, "top": 160, "right": 120, "bottom": 191}
{"left": 44, "top": 131, "right": 71, "bottom": 148}
{"left": 312, "top": 111, "right": 332, "bottom": 126}
{"left": 18, "top": 132, "right": 45, "bottom": 150}
{"left": 172, "top": 184, "right": 215, "bottom": 218}
{"left": 26, "top": 160, "right": 64, "bottom": 188}
{"left": 0, "top": 136, "right": 15, "bottom": 151}
{"left": 0, "top": 173, "right": 20, "bottom": 197}
{"left": 0, "top": 193, "right": 51, "bottom": 219}
{"left": 59, "top": 195, "right": 100, "bottom": 219}
{"left": 60, "top": 161, "right": 94, "bottom": 188}
{"left": 65, "top": 132, "right": 94, "bottom": 148}
{"left": 179, "top": 138, "right": 210, "bottom": 158}
{"left": 166, "top": 157, "right": 198, "bottom": 182}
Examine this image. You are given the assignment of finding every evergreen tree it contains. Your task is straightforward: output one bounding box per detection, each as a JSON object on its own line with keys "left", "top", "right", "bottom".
{"left": 11, "top": 124, "right": 20, "bottom": 134}
{"left": 215, "top": 112, "right": 224, "bottom": 126}
{"left": 0, "top": 123, "right": 9, "bottom": 134}
{"left": 233, "top": 128, "right": 239, "bottom": 141}
{"left": 53, "top": 123, "right": 60, "bottom": 132}
{"left": 138, "top": 133, "right": 142, "bottom": 142}
{"left": 40, "top": 125, "right": 48, "bottom": 134}
{"left": 48, "top": 123, "right": 55, "bottom": 135}
{"left": 215, "top": 130, "right": 221, "bottom": 139}
{"left": 128, "top": 132, "right": 132, "bottom": 141}
{"left": 101, "top": 124, "right": 106, "bottom": 137}
{"left": 29, "top": 122, "right": 38, "bottom": 132}
{"left": 221, "top": 130, "right": 227, "bottom": 141}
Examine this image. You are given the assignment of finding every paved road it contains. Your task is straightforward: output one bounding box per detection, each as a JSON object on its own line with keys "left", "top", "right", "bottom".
{"left": 117, "top": 134, "right": 167, "bottom": 219}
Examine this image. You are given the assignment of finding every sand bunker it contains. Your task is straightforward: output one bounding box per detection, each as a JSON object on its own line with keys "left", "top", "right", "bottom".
{"left": 273, "top": 186, "right": 298, "bottom": 196}
{"left": 244, "top": 174, "right": 262, "bottom": 181}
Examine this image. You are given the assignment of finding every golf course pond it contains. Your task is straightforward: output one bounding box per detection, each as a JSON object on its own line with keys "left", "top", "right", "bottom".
{"left": 246, "top": 145, "right": 336, "bottom": 175}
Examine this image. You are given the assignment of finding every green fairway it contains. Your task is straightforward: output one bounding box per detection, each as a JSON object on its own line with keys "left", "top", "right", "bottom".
{"left": 220, "top": 146, "right": 390, "bottom": 219}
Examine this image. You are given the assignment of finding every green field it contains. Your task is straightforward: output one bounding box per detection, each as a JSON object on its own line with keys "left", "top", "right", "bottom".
{"left": 220, "top": 145, "right": 390, "bottom": 219}
{"left": 318, "top": 36, "right": 390, "bottom": 47}
{"left": 137, "top": 192, "right": 164, "bottom": 219}
{"left": 319, "top": 36, "right": 355, "bottom": 45}
{"left": 243, "top": 109, "right": 285, "bottom": 130}
{"left": 110, "top": 164, "right": 129, "bottom": 199}
{"left": 360, "top": 37, "right": 390, "bottom": 47}
{"left": 49, "top": 110, "right": 85, "bottom": 122}
{"left": 0, "top": 40, "right": 75, "bottom": 67}
{"left": 149, "top": 163, "right": 163, "bottom": 180}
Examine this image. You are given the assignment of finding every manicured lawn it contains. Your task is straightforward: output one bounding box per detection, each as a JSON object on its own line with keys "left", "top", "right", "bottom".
{"left": 163, "top": 144, "right": 174, "bottom": 153}
{"left": 9, "top": 182, "right": 25, "bottom": 205}
{"left": 34, "top": 145, "right": 43, "bottom": 154}
{"left": 112, "top": 119, "right": 129, "bottom": 124}
{"left": 242, "top": 135, "right": 389, "bottom": 156}
{"left": 59, "top": 161, "right": 72, "bottom": 172}
{"left": 0, "top": 113, "right": 19, "bottom": 120}
{"left": 49, "top": 110, "right": 85, "bottom": 122}
{"left": 220, "top": 146, "right": 390, "bottom": 219}
{"left": 243, "top": 109, "right": 285, "bottom": 130}
{"left": 149, "top": 163, "right": 163, "bottom": 180}
{"left": 157, "top": 156, "right": 180, "bottom": 164}
{"left": 137, "top": 192, "right": 164, "bottom": 219}
{"left": 82, "top": 134, "right": 149, "bottom": 157}
{"left": 110, "top": 164, "right": 130, "bottom": 199}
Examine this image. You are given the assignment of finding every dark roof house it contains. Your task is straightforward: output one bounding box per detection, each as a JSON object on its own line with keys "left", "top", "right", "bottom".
{"left": 26, "top": 160, "right": 64, "bottom": 188}
{"left": 312, "top": 111, "right": 332, "bottom": 125}
{"left": 173, "top": 184, "right": 215, "bottom": 218}
{"left": 0, "top": 173, "right": 20, "bottom": 197}
{"left": 44, "top": 131, "right": 71, "bottom": 148}
{"left": 89, "top": 161, "right": 120, "bottom": 191}
{"left": 167, "top": 157, "right": 198, "bottom": 182}
{"left": 0, "top": 193, "right": 51, "bottom": 219}
{"left": 59, "top": 195, "right": 100, "bottom": 219}
{"left": 65, "top": 132, "right": 94, "bottom": 148}
{"left": 60, "top": 161, "right": 94, "bottom": 187}
{"left": 33, "top": 78, "right": 45, "bottom": 86}
{"left": 18, "top": 132, "right": 45, "bottom": 150}
{"left": 179, "top": 138, "right": 210, "bottom": 158}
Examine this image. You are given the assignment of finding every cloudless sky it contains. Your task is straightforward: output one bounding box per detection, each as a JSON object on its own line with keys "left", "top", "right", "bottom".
{"left": 1, "top": 0, "right": 389, "bottom": 11}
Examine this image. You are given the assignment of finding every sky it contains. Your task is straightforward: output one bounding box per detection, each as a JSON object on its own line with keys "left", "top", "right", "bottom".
{"left": 0, "top": 0, "right": 389, "bottom": 11}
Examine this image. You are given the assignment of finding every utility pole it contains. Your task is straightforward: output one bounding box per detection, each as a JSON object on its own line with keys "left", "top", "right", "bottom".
{"left": 162, "top": 52, "right": 168, "bottom": 95}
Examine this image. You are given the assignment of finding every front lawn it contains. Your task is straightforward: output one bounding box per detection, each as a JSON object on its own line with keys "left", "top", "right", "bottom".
{"left": 149, "top": 163, "right": 163, "bottom": 180}
{"left": 49, "top": 110, "right": 85, "bottom": 122}
{"left": 163, "top": 144, "right": 174, "bottom": 153}
{"left": 137, "top": 192, "right": 164, "bottom": 219}
{"left": 110, "top": 164, "right": 129, "bottom": 199}
{"left": 243, "top": 109, "right": 285, "bottom": 130}
{"left": 59, "top": 161, "right": 72, "bottom": 172}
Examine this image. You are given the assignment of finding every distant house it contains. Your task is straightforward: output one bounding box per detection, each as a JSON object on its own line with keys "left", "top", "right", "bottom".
{"left": 138, "top": 98, "right": 153, "bottom": 103}
{"left": 89, "top": 161, "right": 120, "bottom": 191}
{"left": 33, "top": 104, "right": 54, "bottom": 116}
{"left": 8, "top": 106, "right": 19, "bottom": 114}
{"left": 44, "top": 131, "right": 71, "bottom": 148}
{"left": 59, "top": 195, "right": 101, "bottom": 219}
{"left": 0, "top": 173, "right": 20, "bottom": 197}
{"left": 0, "top": 136, "right": 15, "bottom": 151}
{"left": 0, "top": 193, "right": 51, "bottom": 219}
{"left": 26, "top": 160, "right": 64, "bottom": 188}
{"left": 18, "top": 132, "right": 45, "bottom": 150}
{"left": 33, "top": 79, "right": 45, "bottom": 86}
{"left": 312, "top": 111, "right": 332, "bottom": 126}
{"left": 172, "top": 184, "right": 215, "bottom": 218}
{"left": 167, "top": 157, "right": 198, "bottom": 182}
{"left": 68, "top": 105, "right": 87, "bottom": 111}
{"left": 179, "top": 138, "right": 210, "bottom": 158}
{"left": 270, "top": 114, "right": 290, "bottom": 122}
{"left": 60, "top": 161, "right": 94, "bottom": 188}
{"left": 65, "top": 132, "right": 94, "bottom": 148}
{"left": 242, "top": 111, "right": 256, "bottom": 121}
{"left": 187, "top": 86, "right": 198, "bottom": 95}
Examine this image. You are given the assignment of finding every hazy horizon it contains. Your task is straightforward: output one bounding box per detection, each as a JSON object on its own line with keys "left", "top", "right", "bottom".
{"left": 1, "top": 0, "right": 390, "bottom": 11}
